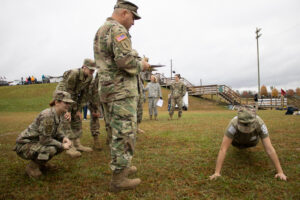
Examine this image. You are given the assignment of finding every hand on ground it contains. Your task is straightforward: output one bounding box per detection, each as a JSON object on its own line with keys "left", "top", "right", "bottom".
{"left": 209, "top": 173, "right": 221, "bottom": 180}
{"left": 275, "top": 173, "right": 287, "bottom": 181}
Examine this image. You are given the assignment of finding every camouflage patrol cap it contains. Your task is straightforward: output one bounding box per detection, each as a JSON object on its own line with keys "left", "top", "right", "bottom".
{"left": 237, "top": 106, "right": 257, "bottom": 133}
{"left": 54, "top": 91, "right": 74, "bottom": 103}
{"left": 114, "top": 0, "right": 141, "bottom": 20}
{"left": 83, "top": 59, "right": 96, "bottom": 70}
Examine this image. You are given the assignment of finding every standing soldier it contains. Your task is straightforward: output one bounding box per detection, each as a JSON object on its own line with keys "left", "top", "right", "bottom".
{"left": 56, "top": 59, "right": 96, "bottom": 157}
{"left": 169, "top": 74, "right": 187, "bottom": 120}
{"left": 14, "top": 91, "right": 73, "bottom": 178}
{"left": 144, "top": 75, "right": 162, "bottom": 120}
{"left": 94, "top": 0, "right": 150, "bottom": 192}
{"left": 87, "top": 73, "right": 102, "bottom": 150}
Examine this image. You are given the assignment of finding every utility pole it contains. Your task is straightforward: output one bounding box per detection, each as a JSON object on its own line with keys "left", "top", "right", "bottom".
{"left": 170, "top": 59, "right": 173, "bottom": 79}
{"left": 256, "top": 28, "right": 262, "bottom": 98}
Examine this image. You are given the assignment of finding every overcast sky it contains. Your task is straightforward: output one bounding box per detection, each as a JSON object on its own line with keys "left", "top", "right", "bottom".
{"left": 0, "top": 0, "right": 299, "bottom": 91}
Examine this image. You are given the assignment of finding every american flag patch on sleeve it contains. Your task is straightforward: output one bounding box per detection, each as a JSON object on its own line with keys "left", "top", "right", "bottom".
{"left": 116, "top": 33, "right": 127, "bottom": 42}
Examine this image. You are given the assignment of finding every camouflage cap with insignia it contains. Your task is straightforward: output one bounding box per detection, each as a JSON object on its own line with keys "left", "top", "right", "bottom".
{"left": 114, "top": 0, "right": 141, "bottom": 20}
{"left": 83, "top": 58, "right": 97, "bottom": 70}
{"left": 237, "top": 106, "right": 257, "bottom": 133}
{"left": 54, "top": 91, "right": 74, "bottom": 104}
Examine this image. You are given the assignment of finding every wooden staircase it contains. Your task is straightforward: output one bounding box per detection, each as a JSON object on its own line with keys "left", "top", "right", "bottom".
{"left": 155, "top": 73, "right": 241, "bottom": 105}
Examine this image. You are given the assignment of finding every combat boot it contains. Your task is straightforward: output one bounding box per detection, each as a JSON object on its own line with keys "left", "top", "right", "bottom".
{"left": 168, "top": 115, "right": 173, "bottom": 120}
{"left": 93, "top": 135, "right": 102, "bottom": 151}
{"left": 74, "top": 138, "right": 93, "bottom": 152}
{"left": 65, "top": 140, "right": 81, "bottom": 158}
{"left": 26, "top": 161, "right": 42, "bottom": 178}
{"left": 154, "top": 115, "right": 158, "bottom": 121}
{"left": 124, "top": 166, "right": 137, "bottom": 176}
{"left": 137, "top": 128, "right": 145, "bottom": 134}
{"left": 109, "top": 169, "right": 141, "bottom": 192}
{"left": 149, "top": 115, "right": 152, "bottom": 120}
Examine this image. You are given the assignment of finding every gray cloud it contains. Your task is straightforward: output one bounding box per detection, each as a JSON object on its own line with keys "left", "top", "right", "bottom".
{"left": 0, "top": 0, "right": 299, "bottom": 92}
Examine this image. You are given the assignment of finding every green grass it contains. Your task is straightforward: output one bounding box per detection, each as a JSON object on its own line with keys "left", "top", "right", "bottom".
{"left": 0, "top": 83, "right": 57, "bottom": 112}
{"left": 0, "top": 84, "right": 299, "bottom": 199}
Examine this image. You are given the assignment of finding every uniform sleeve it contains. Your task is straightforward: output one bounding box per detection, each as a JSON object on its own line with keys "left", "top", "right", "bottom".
{"left": 256, "top": 116, "right": 269, "bottom": 139}
{"left": 39, "top": 116, "right": 63, "bottom": 149}
{"left": 65, "top": 70, "right": 78, "bottom": 111}
{"left": 182, "top": 83, "right": 187, "bottom": 97}
{"left": 158, "top": 83, "right": 162, "bottom": 98}
{"left": 224, "top": 117, "right": 237, "bottom": 139}
{"left": 112, "top": 27, "right": 142, "bottom": 75}
{"left": 57, "top": 117, "right": 72, "bottom": 139}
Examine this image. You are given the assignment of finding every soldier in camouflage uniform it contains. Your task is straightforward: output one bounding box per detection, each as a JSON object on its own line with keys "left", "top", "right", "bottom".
{"left": 14, "top": 91, "right": 73, "bottom": 178}
{"left": 94, "top": 0, "right": 150, "bottom": 192}
{"left": 87, "top": 73, "right": 102, "bottom": 150}
{"left": 169, "top": 74, "right": 187, "bottom": 120}
{"left": 55, "top": 59, "right": 96, "bottom": 157}
{"left": 144, "top": 75, "right": 162, "bottom": 120}
{"left": 209, "top": 106, "right": 287, "bottom": 181}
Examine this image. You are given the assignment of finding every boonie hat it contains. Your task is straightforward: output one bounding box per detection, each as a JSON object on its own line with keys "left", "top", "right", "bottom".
{"left": 83, "top": 59, "right": 96, "bottom": 70}
{"left": 54, "top": 91, "right": 74, "bottom": 104}
{"left": 237, "top": 106, "right": 257, "bottom": 133}
{"left": 114, "top": 0, "right": 141, "bottom": 20}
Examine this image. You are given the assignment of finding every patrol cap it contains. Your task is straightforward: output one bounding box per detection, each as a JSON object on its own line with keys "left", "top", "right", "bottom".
{"left": 114, "top": 0, "right": 141, "bottom": 20}
{"left": 54, "top": 91, "right": 74, "bottom": 104}
{"left": 83, "top": 59, "right": 96, "bottom": 70}
{"left": 237, "top": 106, "right": 257, "bottom": 133}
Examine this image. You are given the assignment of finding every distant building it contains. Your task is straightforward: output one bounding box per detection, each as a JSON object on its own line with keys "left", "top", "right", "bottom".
{"left": 48, "top": 76, "right": 63, "bottom": 83}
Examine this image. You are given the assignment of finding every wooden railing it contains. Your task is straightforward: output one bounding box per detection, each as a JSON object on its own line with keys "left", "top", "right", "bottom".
{"left": 153, "top": 73, "right": 241, "bottom": 105}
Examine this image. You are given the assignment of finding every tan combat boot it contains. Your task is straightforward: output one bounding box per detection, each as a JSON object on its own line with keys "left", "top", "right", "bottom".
{"left": 26, "top": 161, "right": 42, "bottom": 178}
{"left": 109, "top": 168, "right": 141, "bottom": 192}
{"left": 168, "top": 115, "right": 173, "bottom": 120}
{"left": 74, "top": 138, "right": 93, "bottom": 152}
{"left": 137, "top": 128, "right": 145, "bottom": 134}
{"left": 124, "top": 166, "right": 137, "bottom": 176}
{"left": 93, "top": 135, "right": 102, "bottom": 151}
{"left": 154, "top": 115, "right": 158, "bottom": 121}
{"left": 65, "top": 140, "right": 82, "bottom": 158}
{"left": 149, "top": 115, "right": 152, "bottom": 120}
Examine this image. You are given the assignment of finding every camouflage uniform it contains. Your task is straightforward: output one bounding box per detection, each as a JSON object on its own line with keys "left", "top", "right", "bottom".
{"left": 94, "top": 17, "right": 143, "bottom": 172}
{"left": 169, "top": 81, "right": 187, "bottom": 118}
{"left": 137, "top": 73, "right": 145, "bottom": 124}
{"left": 88, "top": 74, "right": 101, "bottom": 137}
{"left": 56, "top": 67, "right": 93, "bottom": 139}
{"left": 14, "top": 107, "right": 72, "bottom": 162}
{"left": 144, "top": 82, "right": 162, "bottom": 117}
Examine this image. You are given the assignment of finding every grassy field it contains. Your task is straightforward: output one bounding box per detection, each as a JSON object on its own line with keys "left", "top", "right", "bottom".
{"left": 0, "top": 84, "right": 299, "bottom": 200}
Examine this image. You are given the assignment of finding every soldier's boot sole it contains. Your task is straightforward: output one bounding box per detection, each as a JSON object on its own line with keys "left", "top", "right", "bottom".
{"left": 109, "top": 178, "right": 141, "bottom": 193}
